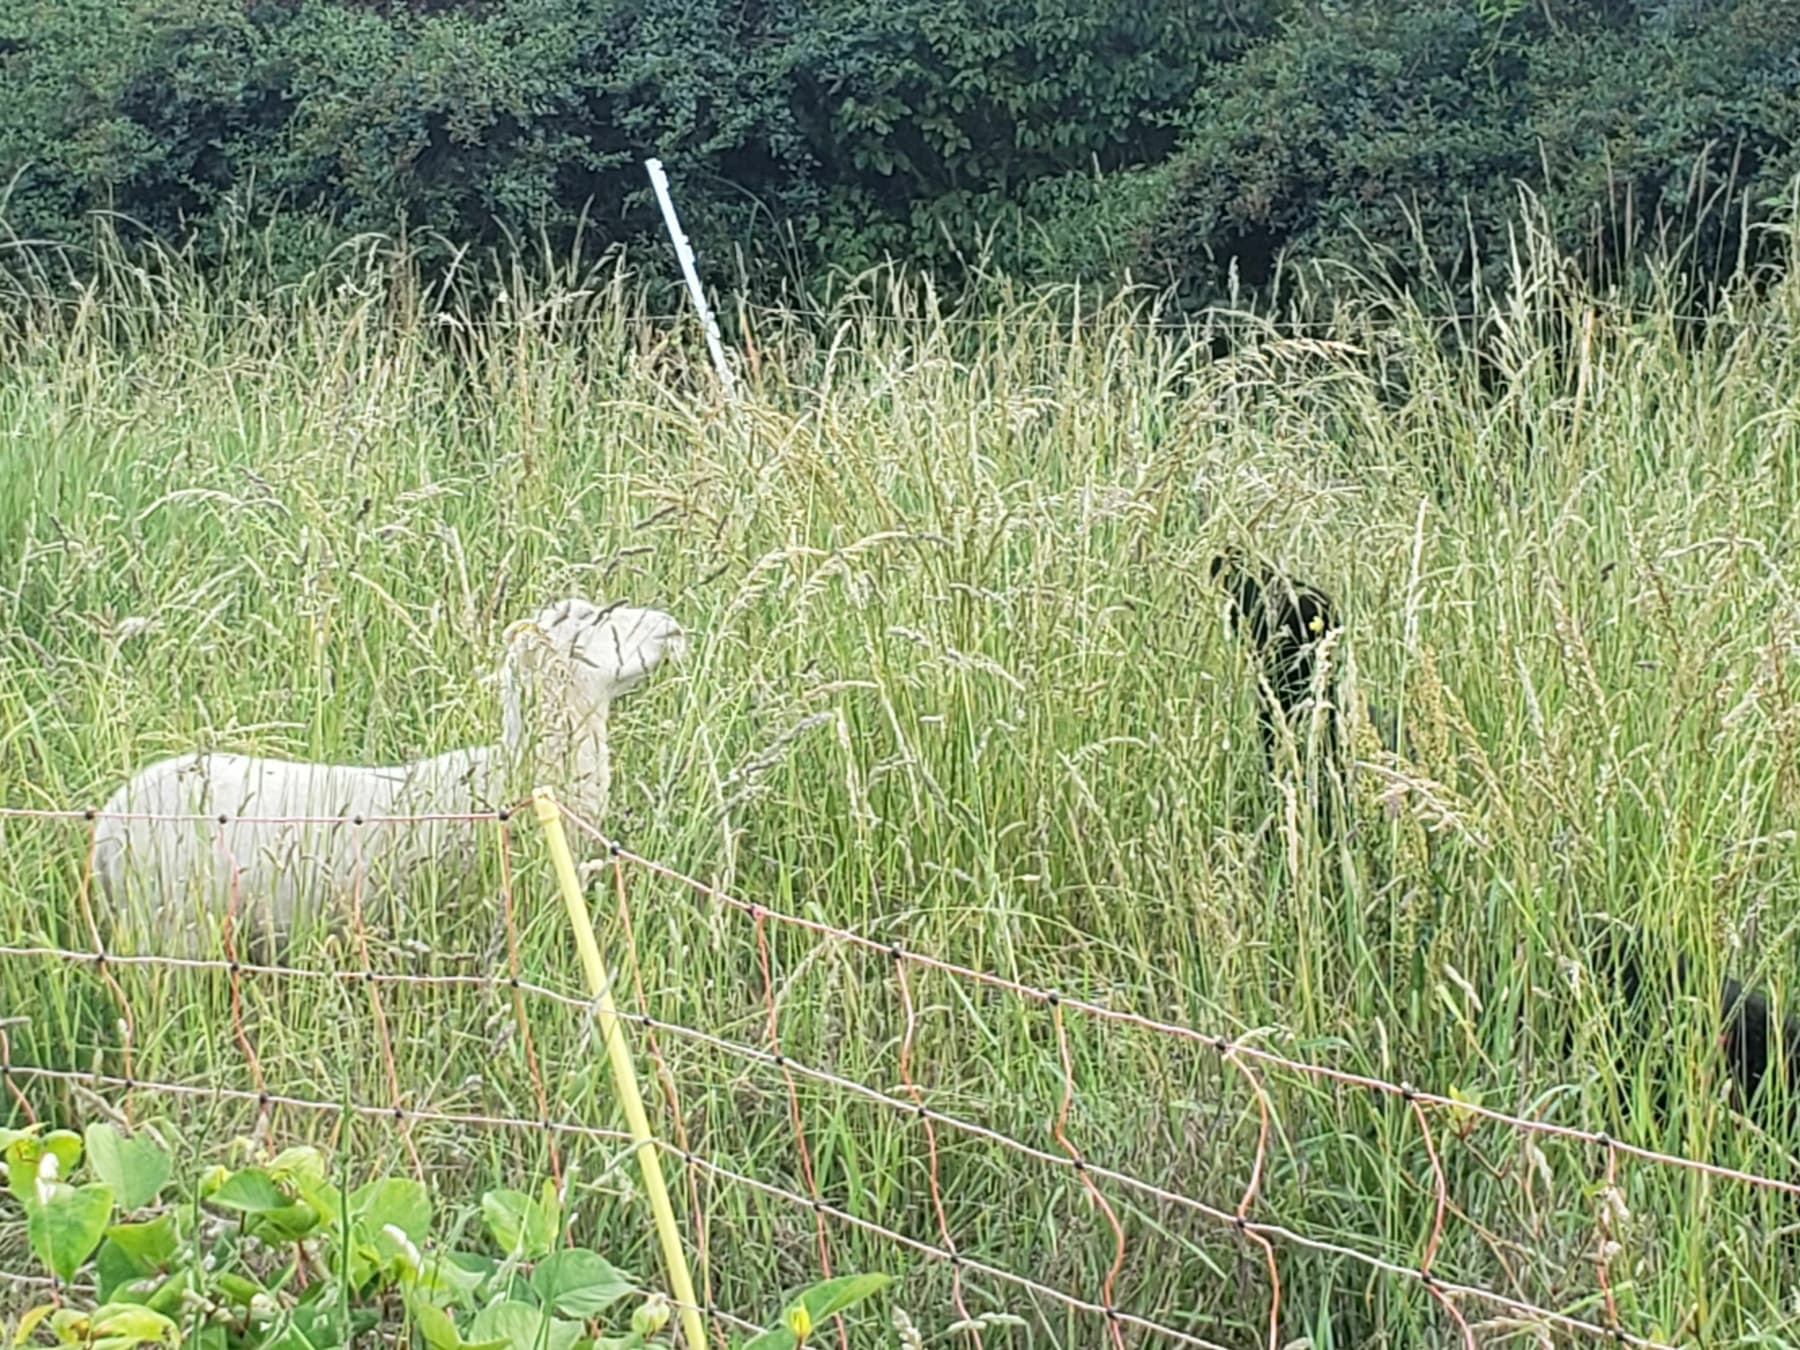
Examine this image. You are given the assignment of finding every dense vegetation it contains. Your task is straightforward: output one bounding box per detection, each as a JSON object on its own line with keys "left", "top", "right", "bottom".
{"left": 4, "top": 0, "right": 1798, "bottom": 306}
{"left": 5, "top": 221, "right": 1800, "bottom": 1344}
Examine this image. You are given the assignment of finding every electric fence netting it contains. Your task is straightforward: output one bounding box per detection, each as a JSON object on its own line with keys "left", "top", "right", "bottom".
{"left": 1, "top": 799, "right": 1791, "bottom": 1348}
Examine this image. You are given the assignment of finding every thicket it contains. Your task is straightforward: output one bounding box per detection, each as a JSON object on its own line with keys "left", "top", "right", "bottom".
{"left": 1, "top": 0, "right": 1797, "bottom": 306}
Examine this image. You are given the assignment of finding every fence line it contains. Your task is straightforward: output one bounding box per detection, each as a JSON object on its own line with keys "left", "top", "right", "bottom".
{"left": 570, "top": 819, "right": 1800, "bottom": 1204}
{"left": 0, "top": 940, "right": 1675, "bottom": 1347}
{"left": 3, "top": 293, "right": 1789, "bottom": 337}
{"left": 0, "top": 802, "right": 1787, "bottom": 1346}
{"left": 573, "top": 826, "right": 1688, "bottom": 1349}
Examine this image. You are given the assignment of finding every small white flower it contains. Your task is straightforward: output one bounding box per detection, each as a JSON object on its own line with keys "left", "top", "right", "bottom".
{"left": 34, "top": 1150, "right": 59, "bottom": 1206}
{"left": 383, "top": 1223, "right": 424, "bottom": 1273}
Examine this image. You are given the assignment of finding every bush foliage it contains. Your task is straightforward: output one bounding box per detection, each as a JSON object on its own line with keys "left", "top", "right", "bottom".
{"left": 1, "top": 0, "right": 1796, "bottom": 302}
{"left": 2, "top": 1119, "right": 891, "bottom": 1349}
{"left": 1139, "top": 0, "right": 1800, "bottom": 307}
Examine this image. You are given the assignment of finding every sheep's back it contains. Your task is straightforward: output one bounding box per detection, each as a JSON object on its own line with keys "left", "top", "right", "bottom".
{"left": 93, "top": 751, "right": 433, "bottom": 957}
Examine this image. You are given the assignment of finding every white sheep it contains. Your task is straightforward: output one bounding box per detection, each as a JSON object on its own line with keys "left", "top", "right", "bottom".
{"left": 92, "top": 599, "right": 685, "bottom": 959}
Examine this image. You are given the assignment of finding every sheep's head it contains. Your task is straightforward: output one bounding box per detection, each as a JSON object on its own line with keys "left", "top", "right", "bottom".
{"left": 498, "top": 599, "right": 685, "bottom": 755}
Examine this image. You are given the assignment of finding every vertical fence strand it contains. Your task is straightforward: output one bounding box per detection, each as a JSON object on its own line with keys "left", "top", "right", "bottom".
{"left": 1049, "top": 1000, "right": 1128, "bottom": 1350}
{"left": 347, "top": 821, "right": 422, "bottom": 1178}
{"left": 497, "top": 814, "right": 565, "bottom": 1193}
{"left": 212, "top": 820, "right": 269, "bottom": 1145}
{"left": 751, "top": 906, "right": 845, "bottom": 1350}
{"left": 1221, "top": 1043, "right": 1281, "bottom": 1350}
{"left": 1407, "top": 1093, "right": 1474, "bottom": 1350}
{"left": 893, "top": 952, "right": 981, "bottom": 1346}
{"left": 74, "top": 815, "right": 135, "bottom": 1108}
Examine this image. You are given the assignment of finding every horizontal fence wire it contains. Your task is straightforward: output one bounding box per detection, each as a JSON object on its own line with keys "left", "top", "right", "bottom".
{"left": 0, "top": 936, "right": 1674, "bottom": 1349}
{"left": 1, "top": 294, "right": 1786, "bottom": 337}
{"left": 0, "top": 1057, "right": 1223, "bottom": 1347}
{"left": 0, "top": 802, "right": 1790, "bottom": 1347}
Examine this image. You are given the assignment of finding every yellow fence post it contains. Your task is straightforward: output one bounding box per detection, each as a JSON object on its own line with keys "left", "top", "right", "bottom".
{"left": 531, "top": 788, "right": 708, "bottom": 1350}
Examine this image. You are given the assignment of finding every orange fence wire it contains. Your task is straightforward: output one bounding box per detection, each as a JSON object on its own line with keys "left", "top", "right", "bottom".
{"left": 3, "top": 801, "right": 1792, "bottom": 1347}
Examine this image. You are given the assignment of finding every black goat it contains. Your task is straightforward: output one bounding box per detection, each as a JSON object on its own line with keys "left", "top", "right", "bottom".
{"left": 1209, "top": 552, "right": 1412, "bottom": 809}
{"left": 1209, "top": 550, "right": 1346, "bottom": 775}
{"left": 1211, "top": 552, "right": 1798, "bottom": 1127}
{"left": 1592, "top": 926, "right": 1800, "bottom": 1128}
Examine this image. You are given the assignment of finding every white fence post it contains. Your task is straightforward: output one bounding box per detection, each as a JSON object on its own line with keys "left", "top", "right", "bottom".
{"left": 644, "top": 158, "right": 737, "bottom": 403}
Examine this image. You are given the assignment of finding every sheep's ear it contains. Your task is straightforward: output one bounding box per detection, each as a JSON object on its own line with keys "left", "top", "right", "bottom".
{"left": 502, "top": 618, "right": 546, "bottom": 658}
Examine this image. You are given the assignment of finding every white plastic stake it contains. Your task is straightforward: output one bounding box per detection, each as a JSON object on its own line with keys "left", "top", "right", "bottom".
{"left": 644, "top": 158, "right": 737, "bottom": 402}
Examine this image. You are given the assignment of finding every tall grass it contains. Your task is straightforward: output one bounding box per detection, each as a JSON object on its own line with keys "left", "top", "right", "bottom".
{"left": 4, "top": 217, "right": 1800, "bottom": 1346}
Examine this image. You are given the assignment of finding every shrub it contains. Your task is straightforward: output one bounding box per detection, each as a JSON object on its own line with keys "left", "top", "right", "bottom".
{"left": 0, "top": 0, "right": 1264, "bottom": 284}
{"left": 1, "top": 1120, "right": 890, "bottom": 1349}
{"left": 1137, "top": 0, "right": 1800, "bottom": 310}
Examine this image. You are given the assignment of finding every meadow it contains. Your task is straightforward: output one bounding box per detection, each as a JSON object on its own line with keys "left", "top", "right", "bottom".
{"left": 3, "top": 223, "right": 1800, "bottom": 1347}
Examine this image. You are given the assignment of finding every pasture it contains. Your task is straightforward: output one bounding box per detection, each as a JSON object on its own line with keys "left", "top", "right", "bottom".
{"left": 4, "top": 230, "right": 1800, "bottom": 1347}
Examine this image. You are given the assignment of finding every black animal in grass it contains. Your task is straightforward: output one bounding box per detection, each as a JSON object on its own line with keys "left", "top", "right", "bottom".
{"left": 1209, "top": 549, "right": 1440, "bottom": 991}
{"left": 1210, "top": 552, "right": 1800, "bottom": 1126}
{"left": 1590, "top": 925, "right": 1800, "bottom": 1130}
{"left": 1209, "top": 550, "right": 1346, "bottom": 772}
{"left": 1208, "top": 550, "right": 1408, "bottom": 820}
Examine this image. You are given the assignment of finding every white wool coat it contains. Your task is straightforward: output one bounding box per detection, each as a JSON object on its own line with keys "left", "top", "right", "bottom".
{"left": 92, "top": 600, "right": 682, "bottom": 958}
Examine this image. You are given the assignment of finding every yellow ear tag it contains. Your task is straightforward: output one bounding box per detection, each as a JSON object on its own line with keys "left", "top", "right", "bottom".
{"left": 1309, "top": 615, "right": 1324, "bottom": 634}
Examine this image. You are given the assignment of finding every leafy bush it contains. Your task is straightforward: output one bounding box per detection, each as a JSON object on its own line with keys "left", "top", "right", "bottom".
{"left": 1, "top": 1121, "right": 890, "bottom": 1350}
{"left": 1137, "top": 0, "right": 1800, "bottom": 309}
{"left": 773, "top": 0, "right": 1271, "bottom": 274}
{"left": 2, "top": 0, "right": 1796, "bottom": 302}
{"left": 0, "top": 0, "right": 1264, "bottom": 283}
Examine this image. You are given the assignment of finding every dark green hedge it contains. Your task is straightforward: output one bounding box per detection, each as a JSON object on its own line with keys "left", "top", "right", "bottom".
{"left": 1138, "top": 0, "right": 1800, "bottom": 308}
{"left": 1, "top": 0, "right": 1796, "bottom": 303}
{"left": 0, "top": 0, "right": 1258, "bottom": 280}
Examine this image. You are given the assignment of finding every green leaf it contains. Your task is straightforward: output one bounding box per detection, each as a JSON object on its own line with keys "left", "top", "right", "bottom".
{"left": 88, "top": 1303, "right": 179, "bottom": 1346}
{"left": 208, "top": 1167, "right": 288, "bottom": 1214}
{"left": 411, "top": 1300, "right": 462, "bottom": 1350}
{"left": 0, "top": 1126, "right": 34, "bottom": 1154}
{"left": 352, "top": 1176, "right": 432, "bottom": 1242}
{"left": 530, "top": 1249, "right": 633, "bottom": 1319}
{"left": 288, "top": 1299, "right": 351, "bottom": 1349}
{"left": 250, "top": 1201, "right": 322, "bottom": 1244}
{"left": 536, "top": 1178, "right": 562, "bottom": 1242}
{"left": 43, "top": 1131, "right": 83, "bottom": 1175}
{"left": 407, "top": 1293, "right": 509, "bottom": 1350}
{"left": 6, "top": 1130, "right": 82, "bottom": 1210}
{"left": 103, "top": 1214, "right": 180, "bottom": 1268}
{"left": 268, "top": 1145, "right": 328, "bottom": 1187}
{"left": 11, "top": 1303, "right": 54, "bottom": 1346}
{"left": 144, "top": 1268, "right": 197, "bottom": 1319}
{"left": 84, "top": 1125, "right": 171, "bottom": 1213}
{"left": 27, "top": 1182, "right": 115, "bottom": 1282}
{"left": 744, "top": 1274, "right": 895, "bottom": 1349}
{"left": 96, "top": 1240, "right": 144, "bottom": 1305}
{"left": 212, "top": 1273, "right": 264, "bottom": 1307}
{"left": 95, "top": 1213, "right": 182, "bottom": 1302}
{"left": 49, "top": 1307, "right": 91, "bottom": 1341}
{"left": 470, "top": 1301, "right": 580, "bottom": 1350}
{"left": 267, "top": 1146, "right": 340, "bottom": 1230}
{"left": 789, "top": 1272, "right": 892, "bottom": 1323}
{"left": 419, "top": 1250, "right": 496, "bottom": 1310}
{"left": 480, "top": 1189, "right": 554, "bottom": 1260}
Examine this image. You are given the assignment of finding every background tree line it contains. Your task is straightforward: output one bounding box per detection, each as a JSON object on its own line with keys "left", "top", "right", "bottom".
{"left": 2, "top": 0, "right": 1797, "bottom": 308}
